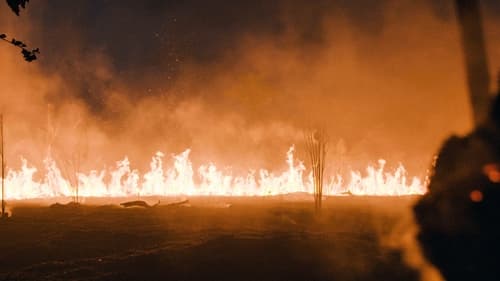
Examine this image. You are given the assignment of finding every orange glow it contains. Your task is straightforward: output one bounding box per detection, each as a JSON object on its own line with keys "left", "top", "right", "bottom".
{"left": 470, "top": 190, "right": 483, "bottom": 203}
{"left": 483, "top": 164, "right": 500, "bottom": 183}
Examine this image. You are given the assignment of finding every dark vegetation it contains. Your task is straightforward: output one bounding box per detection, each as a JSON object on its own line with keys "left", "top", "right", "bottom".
{"left": 414, "top": 94, "right": 500, "bottom": 281}
{"left": 6, "top": 0, "right": 29, "bottom": 16}
{"left": 1, "top": 0, "right": 39, "bottom": 62}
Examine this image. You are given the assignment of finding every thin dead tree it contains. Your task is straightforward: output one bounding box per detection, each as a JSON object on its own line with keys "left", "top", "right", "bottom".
{"left": 44, "top": 104, "right": 80, "bottom": 203}
{"left": 57, "top": 148, "right": 84, "bottom": 204}
{"left": 1, "top": 114, "right": 5, "bottom": 218}
{"left": 304, "top": 128, "right": 328, "bottom": 213}
{"left": 64, "top": 120, "right": 88, "bottom": 204}
{"left": 46, "top": 104, "right": 57, "bottom": 158}
{"left": 48, "top": 106, "right": 88, "bottom": 204}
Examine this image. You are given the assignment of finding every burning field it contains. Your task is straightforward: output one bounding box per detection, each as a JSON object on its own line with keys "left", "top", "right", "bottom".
{"left": 1, "top": 0, "right": 499, "bottom": 280}
{"left": 4, "top": 146, "right": 425, "bottom": 200}
{"left": 0, "top": 146, "right": 430, "bottom": 281}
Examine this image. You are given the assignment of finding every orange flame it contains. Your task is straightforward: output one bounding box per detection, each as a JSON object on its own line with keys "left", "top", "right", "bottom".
{"left": 4, "top": 146, "right": 426, "bottom": 199}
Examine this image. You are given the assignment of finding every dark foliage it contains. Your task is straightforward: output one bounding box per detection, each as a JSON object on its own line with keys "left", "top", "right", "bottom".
{"left": 414, "top": 95, "right": 500, "bottom": 281}
{"left": 6, "top": 0, "right": 29, "bottom": 16}
{"left": 0, "top": 34, "right": 39, "bottom": 62}
{"left": 1, "top": 1, "right": 39, "bottom": 62}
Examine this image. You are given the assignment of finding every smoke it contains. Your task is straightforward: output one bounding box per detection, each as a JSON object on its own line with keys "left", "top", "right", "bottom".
{"left": 380, "top": 212, "right": 444, "bottom": 281}
{"left": 1, "top": 3, "right": 499, "bottom": 278}
{"left": 0, "top": 0, "right": 499, "bottom": 178}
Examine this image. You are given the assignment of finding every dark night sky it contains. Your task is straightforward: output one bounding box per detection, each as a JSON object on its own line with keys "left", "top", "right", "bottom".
{"left": 0, "top": 1, "right": 490, "bottom": 112}
{"left": 23, "top": 0, "right": 499, "bottom": 109}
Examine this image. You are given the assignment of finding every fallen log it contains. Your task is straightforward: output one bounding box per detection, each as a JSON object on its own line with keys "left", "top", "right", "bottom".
{"left": 120, "top": 200, "right": 160, "bottom": 208}
{"left": 50, "top": 201, "right": 82, "bottom": 209}
{"left": 120, "top": 199, "right": 189, "bottom": 208}
{"left": 164, "top": 199, "right": 189, "bottom": 207}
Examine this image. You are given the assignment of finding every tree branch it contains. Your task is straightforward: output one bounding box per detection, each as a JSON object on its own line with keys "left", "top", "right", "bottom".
{"left": 0, "top": 33, "right": 39, "bottom": 62}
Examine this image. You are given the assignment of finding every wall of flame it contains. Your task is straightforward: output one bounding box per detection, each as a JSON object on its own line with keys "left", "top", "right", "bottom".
{"left": 4, "top": 146, "right": 425, "bottom": 199}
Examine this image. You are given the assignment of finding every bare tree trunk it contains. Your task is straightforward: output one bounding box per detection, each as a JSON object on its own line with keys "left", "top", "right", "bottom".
{"left": 1, "top": 114, "right": 5, "bottom": 217}
{"left": 305, "top": 129, "right": 328, "bottom": 214}
{"left": 455, "top": 0, "right": 491, "bottom": 125}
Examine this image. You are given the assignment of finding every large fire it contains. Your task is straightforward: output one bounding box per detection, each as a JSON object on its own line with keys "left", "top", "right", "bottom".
{"left": 4, "top": 146, "right": 426, "bottom": 200}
